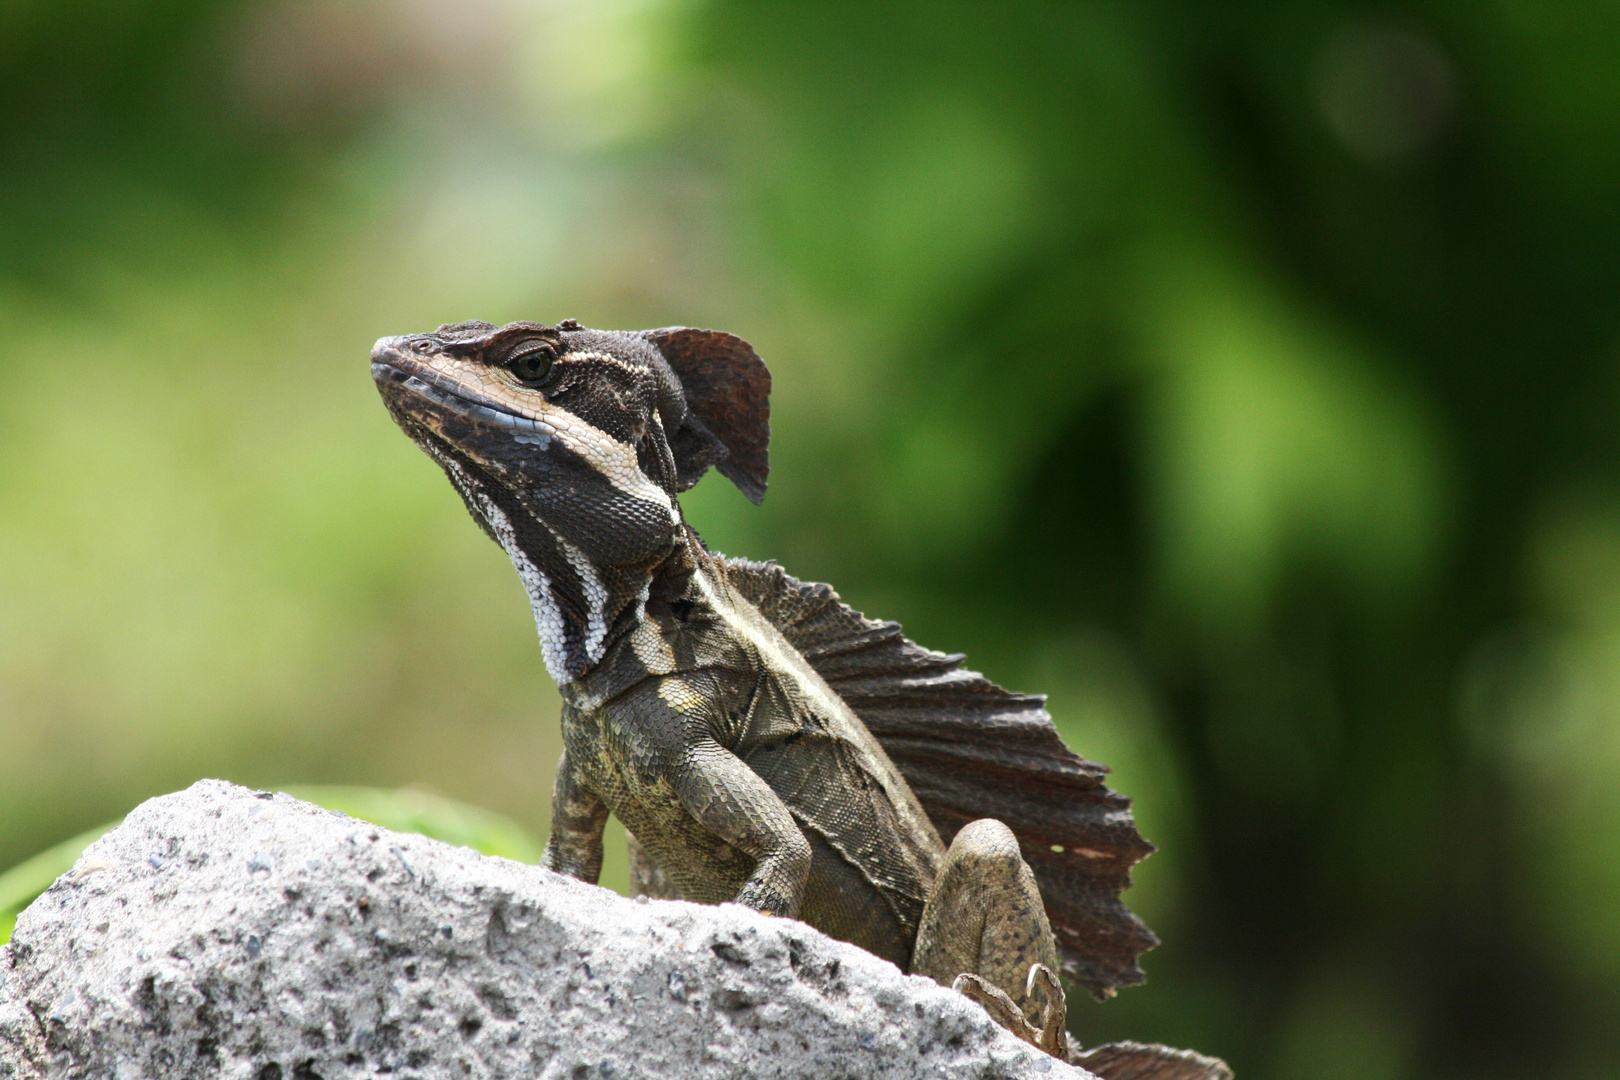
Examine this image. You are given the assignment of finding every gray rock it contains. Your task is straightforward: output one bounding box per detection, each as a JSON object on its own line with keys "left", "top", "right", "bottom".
{"left": 0, "top": 780, "right": 1094, "bottom": 1079}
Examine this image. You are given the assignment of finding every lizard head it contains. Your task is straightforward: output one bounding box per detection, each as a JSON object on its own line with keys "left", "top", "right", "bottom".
{"left": 371, "top": 318, "right": 770, "bottom": 682}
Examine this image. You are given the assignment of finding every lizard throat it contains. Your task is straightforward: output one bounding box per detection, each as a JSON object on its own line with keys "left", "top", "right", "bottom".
{"left": 420, "top": 438, "right": 653, "bottom": 684}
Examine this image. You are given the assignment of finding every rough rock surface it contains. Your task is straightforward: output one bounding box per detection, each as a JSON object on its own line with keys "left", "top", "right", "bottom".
{"left": 0, "top": 780, "right": 1096, "bottom": 1079}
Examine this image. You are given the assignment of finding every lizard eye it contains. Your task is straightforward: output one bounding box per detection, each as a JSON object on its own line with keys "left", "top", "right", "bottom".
{"left": 507, "top": 343, "right": 556, "bottom": 385}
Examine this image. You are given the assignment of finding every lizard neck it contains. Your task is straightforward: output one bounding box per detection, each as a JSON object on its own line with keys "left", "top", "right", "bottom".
{"left": 455, "top": 477, "right": 679, "bottom": 688}
{"left": 513, "top": 518, "right": 708, "bottom": 687}
{"left": 553, "top": 525, "right": 716, "bottom": 710}
{"left": 644, "top": 523, "right": 710, "bottom": 603}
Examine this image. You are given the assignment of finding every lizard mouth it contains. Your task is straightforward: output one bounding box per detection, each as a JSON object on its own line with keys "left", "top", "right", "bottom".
{"left": 372, "top": 335, "right": 677, "bottom": 518}
{"left": 371, "top": 342, "right": 554, "bottom": 442}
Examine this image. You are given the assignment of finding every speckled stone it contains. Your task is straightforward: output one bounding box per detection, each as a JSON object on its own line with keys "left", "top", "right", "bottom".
{"left": 0, "top": 780, "right": 1094, "bottom": 1080}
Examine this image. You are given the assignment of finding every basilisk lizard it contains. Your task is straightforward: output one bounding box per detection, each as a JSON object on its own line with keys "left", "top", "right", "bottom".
{"left": 372, "top": 320, "right": 1192, "bottom": 1067}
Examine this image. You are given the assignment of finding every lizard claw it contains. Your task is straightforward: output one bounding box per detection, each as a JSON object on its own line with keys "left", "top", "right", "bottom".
{"left": 1025, "top": 963, "right": 1069, "bottom": 1060}
{"left": 952, "top": 965, "right": 1070, "bottom": 1062}
{"left": 952, "top": 973, "right": 1031, "bottom": 1036}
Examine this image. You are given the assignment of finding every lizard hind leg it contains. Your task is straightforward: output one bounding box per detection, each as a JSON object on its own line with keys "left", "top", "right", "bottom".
{"left": 913, "top": 818, "right": 1069, "bottom": 1058}
{"left": 626, "top": 829, "right": 681, "bottom": 900}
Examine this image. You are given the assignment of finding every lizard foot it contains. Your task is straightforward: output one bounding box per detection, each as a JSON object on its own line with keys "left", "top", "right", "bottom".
{"left": 731, "top": 880, "right": 798, "bottom": 919}
{"left": 951, "top": 962, "right": 1069, "bottom": 1061}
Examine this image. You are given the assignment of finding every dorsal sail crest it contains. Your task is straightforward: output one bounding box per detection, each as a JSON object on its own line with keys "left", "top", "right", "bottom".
{"left": 722, "top": 557, "right": 1159, "bottom": 998}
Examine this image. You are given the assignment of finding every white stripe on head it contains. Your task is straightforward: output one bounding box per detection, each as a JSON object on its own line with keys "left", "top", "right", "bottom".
{"left": 541, "top": 405, "right": 675, "bottom": 519}
{"left": 400, "top": 355, "right": 677, "bottom": 520}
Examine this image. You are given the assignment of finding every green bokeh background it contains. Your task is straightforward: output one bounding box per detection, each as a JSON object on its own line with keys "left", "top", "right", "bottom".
{"left": 4, "top": 2, "right": 1619, "bottom": 1076}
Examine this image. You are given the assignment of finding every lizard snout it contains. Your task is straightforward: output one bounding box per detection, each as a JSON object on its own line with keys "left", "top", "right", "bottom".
{"left": 371, "top": 336, "right": 409, "bottom": 365}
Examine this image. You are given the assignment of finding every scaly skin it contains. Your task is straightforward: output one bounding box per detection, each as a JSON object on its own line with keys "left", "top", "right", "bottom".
{"left": 371, "top": 319, "right": 1148, "bottom": 1058}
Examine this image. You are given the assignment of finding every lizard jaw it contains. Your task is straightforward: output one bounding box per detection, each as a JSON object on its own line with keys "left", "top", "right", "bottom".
{"left": 371, "top": 359, "right": 557, "bottom": 443}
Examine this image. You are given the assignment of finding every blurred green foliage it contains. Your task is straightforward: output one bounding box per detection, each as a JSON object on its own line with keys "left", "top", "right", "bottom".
{"left": 2, "top": 1, "right": 1619, "bottom": 1077}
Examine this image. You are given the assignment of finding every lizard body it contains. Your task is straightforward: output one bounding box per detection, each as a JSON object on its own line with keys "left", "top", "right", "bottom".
{"left": 558, "top": 551, "right": 943, "bottom": 967}
{"left": 371, "top": 319, "right": 1162, "bottom": 1061}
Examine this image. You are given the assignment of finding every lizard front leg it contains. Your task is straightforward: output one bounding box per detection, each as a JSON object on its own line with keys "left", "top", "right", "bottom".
{"left": 541, "top": 749, "right": 610, "bottom": 883}
{"left": 673, "top": 739, "right": 813, "bottom": 916}
{"left": 619, "top": 675, "right": 813, "bottom": 918}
